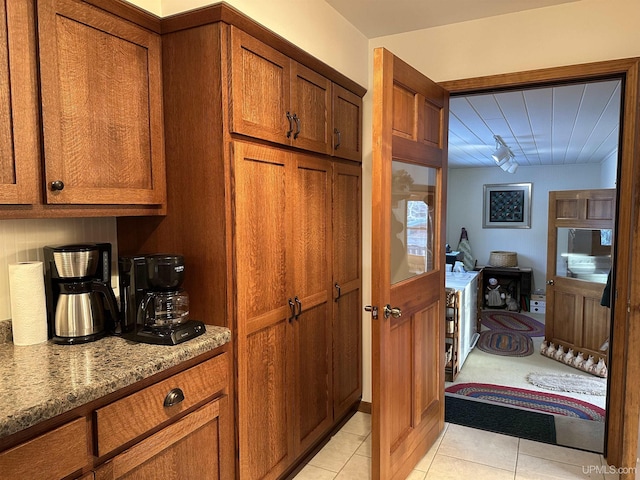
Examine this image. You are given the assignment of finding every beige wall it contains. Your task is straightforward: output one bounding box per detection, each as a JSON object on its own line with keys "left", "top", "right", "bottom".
{"left": 126, "top": 0, "right": 369, "bottom": 87}
{"left": 125, "top": 0, "right": 640, "bottom": 403}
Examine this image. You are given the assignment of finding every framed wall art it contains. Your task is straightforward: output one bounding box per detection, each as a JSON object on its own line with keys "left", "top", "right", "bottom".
{"left": 483, "top": 183, "right": 532, "bottom": 228}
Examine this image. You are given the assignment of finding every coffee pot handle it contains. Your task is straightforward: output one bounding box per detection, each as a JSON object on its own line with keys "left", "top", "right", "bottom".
{"left": 137, "top": 293, "right": 154, "bottom": 327}
{"left": 91, "top": 281, "right": 120, "bottom": 332}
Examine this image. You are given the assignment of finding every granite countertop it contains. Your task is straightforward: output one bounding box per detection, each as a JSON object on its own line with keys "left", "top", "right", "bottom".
{"left": 0, "top": 321, "right": 231, "bottom": 440}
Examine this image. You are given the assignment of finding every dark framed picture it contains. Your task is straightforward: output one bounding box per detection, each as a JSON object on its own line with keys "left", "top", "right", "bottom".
{"left": 483, "top": 183, "right": 532, "bottom": 228}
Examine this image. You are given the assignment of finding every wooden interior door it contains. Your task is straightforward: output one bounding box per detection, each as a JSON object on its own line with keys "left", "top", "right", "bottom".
{"left": 546, "top": 189, "right": 615, "bottom": 365}
{"left": 233, "top": 141, "right": 294, "bottom": 480}
{"left": 370, "top": 48, "right": 448, "bottom": 480}
{"left": 291, "top": 153, "right": 333, "bottom": 453}
{"left": 332, "top": 162, "right": 362, "bottom": 419}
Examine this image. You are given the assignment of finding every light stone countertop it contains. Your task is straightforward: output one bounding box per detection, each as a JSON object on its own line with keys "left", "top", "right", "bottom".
{"left": 0, "top": 321, "right": 231, "bottom": 440}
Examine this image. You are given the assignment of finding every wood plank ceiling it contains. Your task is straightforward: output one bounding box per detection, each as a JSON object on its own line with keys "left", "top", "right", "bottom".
{"left": 448, "top": 79, "right": 621, "bottom": 168}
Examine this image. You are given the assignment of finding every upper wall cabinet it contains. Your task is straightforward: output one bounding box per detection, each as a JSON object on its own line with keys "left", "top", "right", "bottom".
{"left": 37, "top": 0, "right": 166, "bottom": 205}
{"left": 332, "top": 84, "right": 362, "bottom": 162}
{"left": 230, "top": 26, "right": 332, "bottom": 156}
{"left": 0, "top": 1, "right": 39, "bottom": 204}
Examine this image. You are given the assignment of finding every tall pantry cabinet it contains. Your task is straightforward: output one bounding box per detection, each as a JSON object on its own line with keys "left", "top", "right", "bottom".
{"left": 118, "top": 6, "right": 364, "bottom": 480}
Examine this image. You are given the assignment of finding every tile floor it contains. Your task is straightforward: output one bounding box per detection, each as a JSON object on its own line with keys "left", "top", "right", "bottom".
{"left": 293, "top": 412, "right": 624, "bottom": 480}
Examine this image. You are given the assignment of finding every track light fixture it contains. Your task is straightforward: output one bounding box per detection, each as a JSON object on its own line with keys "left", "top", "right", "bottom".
{"left": 491, "top": 135, "right": 518, "bottom": 173}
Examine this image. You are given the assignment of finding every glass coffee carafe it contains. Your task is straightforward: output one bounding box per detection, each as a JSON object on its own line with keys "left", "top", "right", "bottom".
{"left": 139, "top": 290, "right": 189, "bottom": 329}
{"left": 137, "top": 254, "right": 190, "bottom": 331}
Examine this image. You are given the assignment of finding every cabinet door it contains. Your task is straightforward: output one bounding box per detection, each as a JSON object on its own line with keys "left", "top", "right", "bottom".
{"left": 233, "top": 141, "right": 295, "bottom": 480}
{"left": 0, "top": 0, "right": 39, "bottom": 204}
{"left": 94, "top": 397, "right": 230, "bottom": 480}
{"left": 331, "top": 162, "right": 362, "bottom": 418}
{"left": 291, "top": 154, "right": 333, "bottom": 453}
{"left": 331, "top": 84, "right": 363, "bottom": 162}
{"left": 37, "top": 0, "right": 165, "bottom": 205}
{"left": 290, "top": 64, "right": 331, "bottom": 155}
{"left": 230, "top": 26, "right": 291, "bottom": 146}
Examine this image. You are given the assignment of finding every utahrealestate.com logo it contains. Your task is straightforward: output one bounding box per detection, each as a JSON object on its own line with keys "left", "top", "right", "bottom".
{"left": 582, "top": 465, "right": 636, "bottom": 475}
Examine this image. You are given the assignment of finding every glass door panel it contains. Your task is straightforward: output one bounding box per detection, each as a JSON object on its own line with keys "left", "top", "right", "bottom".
{"left": 390, "top": 161, "right": 438, "bottom": 284}
{"left": 556, "top": 227, "right": 612, "bottom": 284}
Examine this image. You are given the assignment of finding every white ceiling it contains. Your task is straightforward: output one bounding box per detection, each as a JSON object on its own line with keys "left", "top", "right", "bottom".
{"left": 323, "top": 0, "right": 620, "bottom": 170}
{"left": 448, "top": 80, "right": 622, "bottom": 169}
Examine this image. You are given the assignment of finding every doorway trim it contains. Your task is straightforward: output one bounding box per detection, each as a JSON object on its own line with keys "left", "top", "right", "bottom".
{"left": 440, "top": 57, "right": 640, "bottom": 474}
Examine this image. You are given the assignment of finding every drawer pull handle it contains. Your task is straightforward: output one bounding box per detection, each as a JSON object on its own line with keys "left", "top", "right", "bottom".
{"left": 163, "top": 388, "right": 185, "bottom": 407}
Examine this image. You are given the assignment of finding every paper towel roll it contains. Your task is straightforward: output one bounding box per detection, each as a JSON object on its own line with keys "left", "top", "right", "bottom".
{"left": 9, "top": 261, "right": 48, "bottom": 346}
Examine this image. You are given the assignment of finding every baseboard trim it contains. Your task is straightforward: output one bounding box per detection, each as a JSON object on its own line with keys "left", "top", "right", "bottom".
{"left": 358, "top": 401, "right": 372, "bottom": 414}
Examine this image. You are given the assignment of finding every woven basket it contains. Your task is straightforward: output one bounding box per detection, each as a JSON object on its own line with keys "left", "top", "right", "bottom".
{"left": 489, "top": 251, "right": 518, "bottom": 267}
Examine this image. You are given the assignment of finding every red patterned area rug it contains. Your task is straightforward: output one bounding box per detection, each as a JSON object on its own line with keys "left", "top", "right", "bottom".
{"left": 476, "top": 330, "right": 533, "bottom": 357}
{"left": 446, "top": 382, "right": 605, "bottom": 422}
{"left": 481, "top": 310, "right": 545, "bottom": 337}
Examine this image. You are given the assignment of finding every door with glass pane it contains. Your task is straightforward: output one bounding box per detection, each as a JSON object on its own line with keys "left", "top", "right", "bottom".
{"left": 546, "top": 189, "right": 615, "bottom": 366}
{"left": 370, "top": 48, "right": 448, "bottom": 480}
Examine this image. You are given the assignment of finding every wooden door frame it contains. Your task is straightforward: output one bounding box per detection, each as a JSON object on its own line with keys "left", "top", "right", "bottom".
{"left": 440, "top": 57, "right": 640, "bottom": 474}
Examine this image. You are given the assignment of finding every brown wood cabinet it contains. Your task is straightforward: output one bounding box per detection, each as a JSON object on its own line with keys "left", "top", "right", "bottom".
{"left": 234, "top": 141, "right": 333, "bottom": 479}
{"left": 0, "top": 350, "right": 231, "bottom": 480}
{"left": 37, "top": 0, "right": 165, "bottom": 206}
{"left": 0, "top": 417, "right": 89, "bottom": 480}
{"left": 230, "top": 26, "right": 332, "bottom": 156}
{"left": 95, "top": 396, "right": 230, "bottom": 480}
{"left": 118, "top": 7, "right": 365, "bottom": 480}
{"left": 331, "top": 162, "right": 362, "bottom": 419}
{"left": 332, "top": 84, "right": 363, "bottom": 162}
{"left": 0, "top": 0, "right": 40, "bottom": 205}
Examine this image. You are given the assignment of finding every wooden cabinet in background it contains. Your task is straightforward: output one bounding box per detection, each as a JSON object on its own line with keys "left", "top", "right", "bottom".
{"left": 230, "top": 26, "right": 332, "bottom": 155}
{"left": 0, "top": 0, "right": 39, "bottom": 204}
{"left": 37, "top": 0, "right": 165, "bottom": 206}
{"left": 332, "top": 84, "right": 363, "bottom": 162}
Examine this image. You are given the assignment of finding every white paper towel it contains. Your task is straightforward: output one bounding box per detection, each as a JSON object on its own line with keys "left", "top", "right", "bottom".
{"left": 9, "top": 261, "right": 48, "bottom": 346}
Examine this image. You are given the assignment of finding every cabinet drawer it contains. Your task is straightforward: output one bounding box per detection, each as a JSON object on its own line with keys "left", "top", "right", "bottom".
{"left": 95, "top": 353, "right": 228, "bottom": 457}
{"left": 0, "top": 417, "right": 88, "bottom": 479}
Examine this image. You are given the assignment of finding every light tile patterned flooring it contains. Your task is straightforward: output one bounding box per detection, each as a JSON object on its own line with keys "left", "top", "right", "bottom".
{"left": 293, "top": 412, "right": 622, "bottom": 480}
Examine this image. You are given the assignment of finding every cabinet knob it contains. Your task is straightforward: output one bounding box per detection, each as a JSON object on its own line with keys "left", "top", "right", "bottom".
{"left": 163, "top": 387, "right": 185, "bottom": 407}
{"left": 50, "top": 180, "right": 65, "bottom": 191}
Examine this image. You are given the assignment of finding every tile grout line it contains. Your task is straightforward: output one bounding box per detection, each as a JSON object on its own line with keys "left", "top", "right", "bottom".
{"left": 332, "top": 435, "right": 368, "bottom": 478}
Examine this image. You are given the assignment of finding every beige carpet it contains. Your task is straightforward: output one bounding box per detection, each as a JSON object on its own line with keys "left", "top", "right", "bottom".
{"left": 445, "top": 311, "right": 606, "bottom": 452}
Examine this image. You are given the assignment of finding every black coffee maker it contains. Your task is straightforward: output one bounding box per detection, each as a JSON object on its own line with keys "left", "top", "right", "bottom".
{"left": 119, "top": 254, "right": 205, "bottom": 345}
{"left": 44, "top": 243, "right": 119, "bottom": 344}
